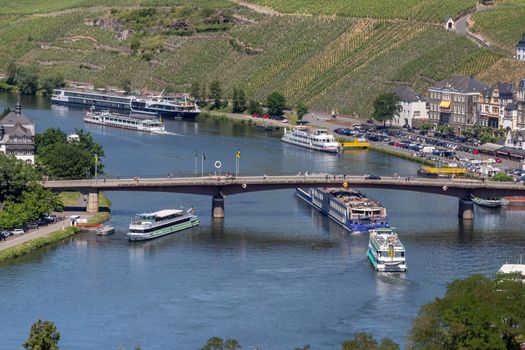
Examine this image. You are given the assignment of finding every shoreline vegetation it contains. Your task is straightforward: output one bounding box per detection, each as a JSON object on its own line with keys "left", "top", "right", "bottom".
{"left": 0, "top": 192, "right": 111, "bottom": 264}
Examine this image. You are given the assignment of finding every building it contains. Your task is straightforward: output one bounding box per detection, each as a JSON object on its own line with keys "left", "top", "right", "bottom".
{"left": 443, "top": 16, "right": 455, "bottom": 31}
{"left": 427, "top": 75, "right": 489, "bottom": 132}
{"left": 516, "top": 79, "right": 525, "bottom": 130}
{"left": 517, "top": 33, "right": 525, "bottom": 61}
{"left": 480, "top": 82, "right": 514, "bottom": 129}
{"left": 392, "top": 85, "right": 427, "bottom": 128}
{"left": 0, "top": 101, "right": 35, "bottom": 164}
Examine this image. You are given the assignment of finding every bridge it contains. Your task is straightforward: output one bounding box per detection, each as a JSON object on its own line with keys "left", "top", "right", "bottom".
{"left": 42, "top": 174, "right": 525, "bottom": 220}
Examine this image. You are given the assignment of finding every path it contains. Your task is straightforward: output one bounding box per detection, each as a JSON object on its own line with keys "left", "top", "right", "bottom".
{"left": 231, "top": 0, "right": 281, "bottom": 16}
{"left": 0, "top": 214, "right": 91, "bottom": 253}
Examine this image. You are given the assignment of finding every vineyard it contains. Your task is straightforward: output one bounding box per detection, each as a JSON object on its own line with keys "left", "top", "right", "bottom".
{"left": 1, "top": 0, "right": 524, "bottom": 117}
{"left": 243, "top": 0, "right": 478, "bottom": 22}
{"left": 471, "top": 0, "right": 525, "bottom": 52}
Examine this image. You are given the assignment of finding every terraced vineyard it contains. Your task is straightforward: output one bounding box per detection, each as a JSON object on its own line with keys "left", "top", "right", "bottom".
{"left": 471, "top": 0, "right": 525, "bottom": 52}
{"left": 244, "top": 0, "right": 477, "bottom": 22}
{"left": 1, "top": 0, "right": 524, "bottom": 117}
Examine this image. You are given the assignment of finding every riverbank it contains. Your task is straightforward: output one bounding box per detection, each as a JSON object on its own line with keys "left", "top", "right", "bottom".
{"left": 368, "top": 144, "right": 435, "bottom": 167}
{"left": 199, "top": 110, "right": 290, "bottom": 129}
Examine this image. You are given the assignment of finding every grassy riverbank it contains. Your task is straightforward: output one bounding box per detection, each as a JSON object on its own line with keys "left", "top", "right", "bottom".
{"left": 369, "top": 144, "right": 435, "bottom": 166}
{"left": 0, "top": 226, "right": 80, "bottom": 263}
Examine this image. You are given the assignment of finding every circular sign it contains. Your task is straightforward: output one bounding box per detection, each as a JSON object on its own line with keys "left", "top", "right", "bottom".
{"left": 214, "top": 161, "right": 222, "bottom": 169}
{"left": 442, "top": 185, "right": 448, "bottom": 191}
{"left": 242, "top": 183, "right": 247, "bottom": 189}
{"left": 343, "top": 181, "right": 348, "bottom": 188}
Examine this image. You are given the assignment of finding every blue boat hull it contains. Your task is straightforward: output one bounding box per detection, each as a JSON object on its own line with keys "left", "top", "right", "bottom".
{"left": 296, "top": 188, "right": 389, "bottom": 233}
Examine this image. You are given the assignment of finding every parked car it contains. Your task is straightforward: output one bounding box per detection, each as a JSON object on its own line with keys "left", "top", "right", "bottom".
{"left": 28, "top": 223, "right": 38, "bottom": 230}
{"left": 365, "top": 174, "right": 382, "bottom": 180}
{"left": 36, "top": 219, "right": 49, "bottom": 226}
{"left": 11, "top": 229, "right": 25, "bottom": 235}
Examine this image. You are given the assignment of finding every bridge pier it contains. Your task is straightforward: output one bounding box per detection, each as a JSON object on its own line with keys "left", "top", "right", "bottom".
{"left": 458, "top": 197, "right": 474, "bottom": 220}
{"left": 86, "top": 191, "right": 99, "bottom": 213}
{"left": 212, "top": 195, "right": 225, "bottom": 218}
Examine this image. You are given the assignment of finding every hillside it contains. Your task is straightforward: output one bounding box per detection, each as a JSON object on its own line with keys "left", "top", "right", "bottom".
{"left": 1, "top": 0, "right": 524, "bottom": 117}
{"left": 470, "top": 0, "right": 525, "bottom": 52}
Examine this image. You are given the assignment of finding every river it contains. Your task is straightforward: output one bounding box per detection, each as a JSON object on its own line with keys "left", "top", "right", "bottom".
{"left": 1, "top": 94, "right": 524, "bottom": 349}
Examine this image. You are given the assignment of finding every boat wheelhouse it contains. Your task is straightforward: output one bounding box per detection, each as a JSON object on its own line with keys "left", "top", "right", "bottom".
{"left": 127, "top": 208, "right": 199, "bottom": 241}
{"left": 281, "top": 127, "right": 340, "bottom": 153}
{"left": 84, "top": 110, "right": 165, "bottom": 133}
{"left": 296, "top": 187, "right": 389, "bottom": 233}
{"left": 367, "top": 228, "right": 406, "bottom": 272}
{"left": 52, "top": 88, "right": 200, "bottom": 120}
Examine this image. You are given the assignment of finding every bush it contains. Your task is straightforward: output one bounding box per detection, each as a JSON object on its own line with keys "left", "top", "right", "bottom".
{"left": 490, "top": 172, "right": 513, "bottom": 182}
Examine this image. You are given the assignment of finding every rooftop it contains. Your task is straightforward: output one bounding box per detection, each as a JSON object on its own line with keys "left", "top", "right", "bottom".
{"left": 430, "top": 75, "right": 489, "bottom": 94}
{"left": 517, "top": 33, "right": 525, "bottom": 48}
{"left": 394, "top": 85, "right": 425, "bottom": 103}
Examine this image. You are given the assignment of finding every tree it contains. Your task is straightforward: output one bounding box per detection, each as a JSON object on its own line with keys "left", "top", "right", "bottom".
{"left": 35, "top": 128, "right": 68, "bottom": 150}
{"left": 247, "top": 100, "right": 262, "bottom": 116}
{"left": 23, "top": 320, "right": 60, "bottom": 350}
{"left": 191, "top": 81, "right": 201, "bottom": 103}
{"left": 409, "top": 274, "right": 525, "bottom": 350}
{"left": 209, "top": 80, "right": 222, "bottom": 109}
{"left": 119, "top": 78, "right": 132, "bottom": 93}
{"left": 266, "top": 91, "right": 286, "bottom": 116}
{"left": 419, "top": 123, "right": 434, "bottom": 131}
{"left": 371, "top": 93, "right": 401, "bottom": 126}
{"left": 341, "top": 332, "right": 399, "bottom": 350}
{"left": 490, "top": 172, "right": 513, "bottom": 182}
{"left": 201, "top": 337, "right": 241, "bottom": 350}
{"left": 437, "top": 124, "right": 455, "bottom": 134}
{"left": 0, "top": 153, "right": 39, "bottom": 202}
{"left": 6, "top": 60, "right": 17, "bottom": 85}
{"left": 15, "top": 65, "right": 40, "bottom": 95}
{"left": 39, "top": 143, "right": 94, "bottom": 179}
{"left": 231, "top": 87, "right": 246, "bottom": 113}
{"left": 296, "top": 101, "right": 308, "bottom": 120}
{"left": 40, "top": 73, "right": 65, "bottom": 96}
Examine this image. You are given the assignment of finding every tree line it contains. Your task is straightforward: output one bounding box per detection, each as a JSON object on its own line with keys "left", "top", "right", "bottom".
{"left": 20, "top": 273, "right": 525, "bottom": 349}
{"left": 190, "top": 80, "right": 308, "bottom": 120}
{"left": 2, "top": 62, "right": 65, "bottom": 95}
{"left": 0, "top": 128, "right": 103, "bottom": 230}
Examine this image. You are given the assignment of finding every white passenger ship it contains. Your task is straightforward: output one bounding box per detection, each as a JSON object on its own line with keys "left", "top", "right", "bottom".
{"left": 127, "top": 208, "right": 199, "bottom": 241}
{"left": 281, "top": 127, "right": 340, "bottom": 153}
{"left": 52, "top": 88, "right": 200, "bottom": 120}
{"left": 367, "top": 228, "right": 406, "bottom": 272}
{"left": 84, "top": 110, "right": 165, "bottom": 133}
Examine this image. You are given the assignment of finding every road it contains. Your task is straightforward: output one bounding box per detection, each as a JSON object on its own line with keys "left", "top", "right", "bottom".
{"left": 0, "top": 213, "right": 91, "bottom": 253}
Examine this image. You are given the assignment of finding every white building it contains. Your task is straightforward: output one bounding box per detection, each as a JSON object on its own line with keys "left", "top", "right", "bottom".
{"left": 443, "top": 16, "right": 455, "bottom": 31}
{"left": 517, "top": 33, "right": 525, "bottom": 61}
{"left": 0, "top": 101, "right": 35, "bottom": 164}
{"left": 392, "top": 85, "right": 427, "bottom": 128}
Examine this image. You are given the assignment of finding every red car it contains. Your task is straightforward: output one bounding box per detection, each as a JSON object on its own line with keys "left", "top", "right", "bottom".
{"left": 262, "top": 114, "right": 269, "bottom": 119}
{"left": 495, "top": 158, "right": 502, "bottom": 163}
{"left": 472, "top": 149, "right": 479, "bottom": 155}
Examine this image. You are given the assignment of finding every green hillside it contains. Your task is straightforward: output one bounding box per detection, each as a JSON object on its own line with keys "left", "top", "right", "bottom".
{"left": 243, "top": 0, "right": 477, "bottom": 22}
{"left": 1, "top": 0, "right": 524, "bottom": 117}
{"left": 471, "top": 0, "right": 525, "bottom": 52}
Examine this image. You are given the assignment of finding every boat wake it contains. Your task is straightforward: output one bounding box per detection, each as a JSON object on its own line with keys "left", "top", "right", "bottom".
{"left": 153, "top": 130, "right": 179, "bottom": 136}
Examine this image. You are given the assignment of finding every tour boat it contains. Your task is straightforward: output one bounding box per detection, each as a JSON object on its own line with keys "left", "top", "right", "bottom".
{"left": 52, "top": 88, "right": 200, "bottom": 120}
{"left": 127, "top": 208, "right": 199, "bottom": 241}
{"left": 367, "top": 228, "right": 407, "bottom": 272}
{"left": 296, "top": 187, "right": 389, "bottom": 233}
{"left": 84, "top": 110, "right": 166, "bottom": 133}
{"left": 281, "top": 127, "right": 340, "bottom": 153}
{"left": 470, "top": 195, "right": 502, "bottom": 208}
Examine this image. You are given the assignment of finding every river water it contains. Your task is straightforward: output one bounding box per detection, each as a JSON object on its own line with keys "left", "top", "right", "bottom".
{"left": 1, "top": 94, "right": 524, "bottom": 349}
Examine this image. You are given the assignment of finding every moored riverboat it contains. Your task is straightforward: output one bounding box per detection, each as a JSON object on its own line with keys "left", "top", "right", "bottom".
{"left": 296, "top": 187, "right": 389, "bottom": 233}
{"left": 282, "top": 127, "right": 340, "bottom": 153}
{"left": 52, "top": 88, "right": 200, "bottom": 120}
{"left": 367, "top": 228, "right": 406, "bottom": 272}
{"left": 127, "top": 208, "right": 199, "bottom": 241}
{"left": 84, "top": 110, "right": 166, "bottom": 133}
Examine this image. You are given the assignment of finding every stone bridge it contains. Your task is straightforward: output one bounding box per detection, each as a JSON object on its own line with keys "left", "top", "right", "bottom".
{"left": 42, "top": 175, "right": 525, "bottom": 219}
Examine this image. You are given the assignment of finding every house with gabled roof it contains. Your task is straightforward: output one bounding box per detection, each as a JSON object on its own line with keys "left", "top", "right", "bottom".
{"left": 517, "top": 33, "right": 525, "bottom": 61}
{"left": 392, "top": 85, "right": 427, "bottom": 128}
{"left": 0, "top": 101, "right": 35, "bottom": 164}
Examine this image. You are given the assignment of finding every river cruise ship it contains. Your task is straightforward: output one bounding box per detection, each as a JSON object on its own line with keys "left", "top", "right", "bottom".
{"left": 127, "top": 208, "right": 199, "bottom": 241}
{"left": 296, "top": 187, "right": 389, "bottom": 233}
{"left": 52, "top": 88, "right": 200, "bottom": 120}
{"left": 367, "top": 228, "right": 406, "bottom": 272}
{"left": 84, "top": 110, "right": 165, "bottom": 133}
{"left": 281, "top": 127, "right": 340, "bottom": 153}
